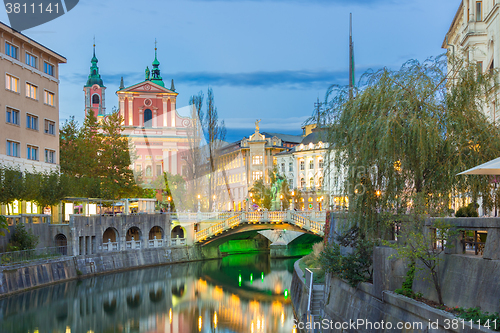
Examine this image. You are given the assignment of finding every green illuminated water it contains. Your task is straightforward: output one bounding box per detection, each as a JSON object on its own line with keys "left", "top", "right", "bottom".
{"left": 0, "top": 253, "right": 299, "bottom": 333}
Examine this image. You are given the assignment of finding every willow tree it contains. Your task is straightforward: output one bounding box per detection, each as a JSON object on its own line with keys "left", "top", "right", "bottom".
{"left": 323, "top": 55, "right": 500, "bottom": 233}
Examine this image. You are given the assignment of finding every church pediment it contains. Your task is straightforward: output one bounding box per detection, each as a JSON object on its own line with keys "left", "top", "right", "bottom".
{"left": 119, "top": 81, "right": 177, "bottom": 95}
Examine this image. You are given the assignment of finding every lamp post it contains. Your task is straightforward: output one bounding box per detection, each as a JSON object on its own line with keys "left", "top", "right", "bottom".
{"left": 280, "top": 194, "right": 283, "bottom": 211}
{"left": 167, "top": 196, "right": 171, "bottom": 212}
{"left": 291, "top": 191, "right": 295, "bottom": 211}
{"left": 249, "top": 192, "right": 253, "bottom": 212}
{"left": 197, "top": 194, "right": 201, "bottom": 212}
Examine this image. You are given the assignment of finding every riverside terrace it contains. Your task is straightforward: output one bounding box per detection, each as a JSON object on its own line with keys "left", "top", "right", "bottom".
{"left": 0, "top": 211, "right": 326, "bottom": 256}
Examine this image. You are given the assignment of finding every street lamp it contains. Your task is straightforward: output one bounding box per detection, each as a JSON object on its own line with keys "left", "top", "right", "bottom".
{"left": 280, "top": 194, "right": 283, "bottom": 211}
{"left": 291, "top": 191, "right": 295, "bottom": 211}
{"left": 167, "top": 196, "right": 171, "bottom": 212}
{"left": 197, "top": 194, "right": 201, "bottom": 212}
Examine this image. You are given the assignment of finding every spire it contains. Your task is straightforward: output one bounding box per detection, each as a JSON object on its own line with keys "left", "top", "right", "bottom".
{"left": 150, "top": 38, "right": 164, "bottom": 87}
{"left": 119, "top": 76, "right": 124, "bottom": 90}
{"left": 170, "top": 79, "right": 175, "bottom": 91}
{"left": 85, "top": 39, "right": 104, "bottom": 87}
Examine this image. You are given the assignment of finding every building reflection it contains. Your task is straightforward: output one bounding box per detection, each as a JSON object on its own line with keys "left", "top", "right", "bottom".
{"left": 0, "top": 255, "right": 297, "bottom": 333}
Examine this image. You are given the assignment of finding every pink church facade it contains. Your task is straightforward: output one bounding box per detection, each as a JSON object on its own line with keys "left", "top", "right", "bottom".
{"left": 83, "top": 46, "right": 194, "bottom": 185}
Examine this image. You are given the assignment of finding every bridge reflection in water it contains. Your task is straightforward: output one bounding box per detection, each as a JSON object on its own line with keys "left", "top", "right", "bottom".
{"left": 0, "top": 253, "right": 298, "bottom": 333}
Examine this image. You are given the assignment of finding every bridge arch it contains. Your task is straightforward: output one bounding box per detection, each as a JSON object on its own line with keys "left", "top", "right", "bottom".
{"left": 103, "top": 227, "right": 118, "bottom": 243}
{"left": 126, "top": 226, "right": 141, "bottom": 242}
{"left": 149, "top": 226, "right": 163, "bottom": 240}
{"left": 171, "top": 225, "right": 185, "bottom": 238}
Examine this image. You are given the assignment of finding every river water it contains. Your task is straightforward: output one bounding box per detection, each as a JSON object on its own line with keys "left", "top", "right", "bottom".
{"left": 0, "top": 253, "right": 298, "bottom": 333}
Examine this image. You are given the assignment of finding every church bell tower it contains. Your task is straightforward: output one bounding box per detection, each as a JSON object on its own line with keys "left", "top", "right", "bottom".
{"left": 84, "top": 42, "right": 106, "bottom": 120}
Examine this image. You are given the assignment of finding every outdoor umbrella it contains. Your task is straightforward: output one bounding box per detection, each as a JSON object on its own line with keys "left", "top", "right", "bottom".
{"left": 458, "top": 157, "right": 500, "bottom": 175}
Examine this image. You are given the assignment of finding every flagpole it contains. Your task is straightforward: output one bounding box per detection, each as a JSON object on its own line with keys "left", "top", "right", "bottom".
{"left": 349, "top": 13, "right": 354, "bottom": 100}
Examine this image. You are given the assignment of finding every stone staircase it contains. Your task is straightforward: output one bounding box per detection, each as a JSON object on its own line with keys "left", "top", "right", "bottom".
{"left": 311, "top": 287, "right": 324, "bottom": 317}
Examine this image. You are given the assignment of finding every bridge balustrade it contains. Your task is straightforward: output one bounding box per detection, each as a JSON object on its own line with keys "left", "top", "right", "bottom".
{"left": 103, "top": 242, "right": 119, "bottom": 252}
{"left": 170, "top": 238, "right": 186, "bottom": 246}
{"left": 194, "top": 211, "right": 325, "bottom": 243}
{"left": 125, "top": 240, "right": 142, "bottom": 250}
{"left": 246, "top": 212, "right": 263, "bottom": 221}
{"left": 268, "top": 211, "right": 286, "bottom": 222}
{"left": 148, "top": 239, "right": 164, "bottom": 248}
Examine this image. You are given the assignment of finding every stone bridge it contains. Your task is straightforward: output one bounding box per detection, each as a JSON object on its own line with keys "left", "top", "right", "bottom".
{"left": 194, "top": 211, "right": 326, "bottom": 244}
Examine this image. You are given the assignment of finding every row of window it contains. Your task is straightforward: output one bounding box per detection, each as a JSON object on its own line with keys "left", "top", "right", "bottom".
{"left": 4, "top": 42, "right": 55, "bottom": 76}
{"left": 297, "top": 159, "right": 324, "bottom": 171}
{"left": 299, "top": 176, "right": 323, "bottom": 188}
{"left": 6, "top": 74, "right": 55, "bottom": 105}
{"left": 6, "top": 107, "right": 55, "bottom": 134}
{"left": 6, "top": 140, "right": 56, "bottom": 163}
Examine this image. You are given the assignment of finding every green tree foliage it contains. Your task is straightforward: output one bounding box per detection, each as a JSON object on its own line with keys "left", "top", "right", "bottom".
{"left": 322, "top": 55, "right": 500, "bottom": 233}
{"left": 0, "top": 166, "right": 23, "bottom": 214}
{"left": 60, "top": 112, "right": 141, "bottom": 199}
{"left": 9, "top": 223, "right": 39, "bottom": 250}
{"left": 318, "top": 227, "right": 378, "bottom": 287}
{"left": 455, "top": 202, "right": 479, "bottom": 217}
{"left": 0, "top": 216, "right": 7, "bottom": 236}
{"left": 391, "top": 218, "right": 458, "bottom": 305}
{"left": 152, "top": 172, "right": 187, "bottom": 211}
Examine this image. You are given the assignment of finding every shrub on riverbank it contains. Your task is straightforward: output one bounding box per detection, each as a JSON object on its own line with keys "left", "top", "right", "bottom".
{"left": 299, "top": 242, "right": 325, "bottom": 283}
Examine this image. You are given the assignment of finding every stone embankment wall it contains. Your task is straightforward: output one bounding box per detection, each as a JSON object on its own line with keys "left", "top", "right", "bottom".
{"left": 291, "top": 246, "right": 496, "bottom": 333}
{"left": 0, "top": 246, "right": 220, "bottom": 297}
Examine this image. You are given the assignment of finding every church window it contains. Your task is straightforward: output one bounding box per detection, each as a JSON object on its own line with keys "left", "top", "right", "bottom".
{"left": 144, "top": 109, "right": 153, "bottom": 126}
{"left": 92, "top": 94, "right": 100, "bottom": 104}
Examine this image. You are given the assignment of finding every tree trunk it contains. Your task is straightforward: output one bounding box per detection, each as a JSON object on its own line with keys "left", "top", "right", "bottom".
{"left": 431, "top": 270, "right": 443, "bottom": 305}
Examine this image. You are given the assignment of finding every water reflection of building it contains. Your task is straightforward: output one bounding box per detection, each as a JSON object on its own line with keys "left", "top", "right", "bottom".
{"left": 0, "top": 258, "right": 296, "bottom": 333}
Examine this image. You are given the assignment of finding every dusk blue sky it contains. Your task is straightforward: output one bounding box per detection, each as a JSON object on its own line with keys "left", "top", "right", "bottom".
{"left": 1, "top": 0, "right": 459, "bottom": 142}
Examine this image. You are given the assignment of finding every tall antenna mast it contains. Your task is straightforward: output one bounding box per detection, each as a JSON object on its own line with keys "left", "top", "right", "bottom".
{"left": 349, "top": 13, "right": 355, "bottom": 100}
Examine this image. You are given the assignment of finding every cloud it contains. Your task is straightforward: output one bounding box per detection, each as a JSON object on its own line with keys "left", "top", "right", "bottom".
{"left": 225, "top": 116, "right": 309, "bottom": 130}
{"left": 62, "top": 69, "right": 358, "bottom": 89}
{"left": 172, "top": 70, "right": 351, "bottom": 89}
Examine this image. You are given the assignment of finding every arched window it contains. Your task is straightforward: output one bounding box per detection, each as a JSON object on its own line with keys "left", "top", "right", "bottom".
{"left": 144, "top": 108, "right": 152, "bottom": 126}
{"left": 92, "top": 94, "right": 99, "bottom": 104}
{"left": 300, "top": 178, "right": 305, "bottom": 188}
{"left": 310, "top": 177, "right": 314, "bottom": 187}
{"left": 309, "top": 159, "right": 314, "bottom": 169}
{"left": 146, "top": 165, "right": 152, "bottom": 177}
